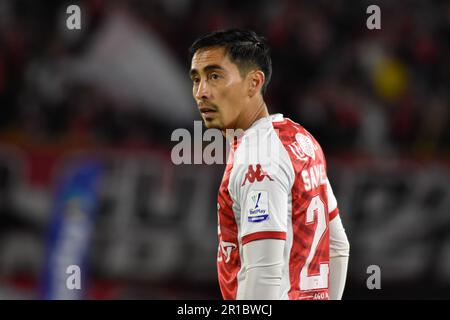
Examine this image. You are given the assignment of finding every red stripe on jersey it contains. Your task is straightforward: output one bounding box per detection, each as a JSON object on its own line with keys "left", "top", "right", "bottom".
{"left": 242, "top": 231, "right": 287, "bottom": 245}
{"left": 329, "top": 208, "right": 339, "bottom": 221}
{"left": 217, "top": 140, "right": 241, "bottom": 300}
{"left": 273, "top": 118, "right": 330, "bottom": 300}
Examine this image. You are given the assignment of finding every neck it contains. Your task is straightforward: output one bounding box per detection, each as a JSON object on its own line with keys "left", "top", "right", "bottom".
{"left": 243, "top": 99, "right": 269, "bottom": 130}
{"left": 225, "top": 98, "right": 269, "bottom": 134}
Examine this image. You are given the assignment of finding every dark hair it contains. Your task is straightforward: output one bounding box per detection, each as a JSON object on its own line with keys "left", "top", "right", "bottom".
{"left": 189, "top": 28, "right": 272, "bottom": 95}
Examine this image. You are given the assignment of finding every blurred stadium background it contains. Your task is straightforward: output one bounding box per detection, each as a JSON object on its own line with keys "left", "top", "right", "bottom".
{"left": 0, "top": 0, "right": 449, "bottom": 299}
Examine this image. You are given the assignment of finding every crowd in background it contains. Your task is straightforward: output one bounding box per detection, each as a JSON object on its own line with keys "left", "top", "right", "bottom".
{"left": 1, "top": 0, "right": 449, "bottom": 156}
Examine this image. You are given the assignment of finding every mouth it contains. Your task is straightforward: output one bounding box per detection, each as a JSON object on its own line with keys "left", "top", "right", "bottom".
{"left": 199, "top": 106, "right": 217, "bottom": 118}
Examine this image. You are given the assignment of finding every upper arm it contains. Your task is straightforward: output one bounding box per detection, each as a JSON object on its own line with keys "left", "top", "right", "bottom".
{"left": 327, "top": 178, "right": 340, "bottom": 220}
{"left": 329, "top": 215, "right": 350, "bottom": 257}
{"left": 326, "top": 178, "right": 349, "bottom": 256}
{"left": 239, "top": 169, "right": 290, "bottom": 245}
{"left": 242, "top": 238, "right": 285, "bottom": 268}
{"left": 238, "top": 238, "right": 285, "bottom": 300}
{"left": 231, "top": 138, "right": 294, "bottom": 245}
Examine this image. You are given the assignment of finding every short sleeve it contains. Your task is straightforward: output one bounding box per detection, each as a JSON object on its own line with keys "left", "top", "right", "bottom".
{"left": 230, "top": 134, "right": 294, "bottom": 245}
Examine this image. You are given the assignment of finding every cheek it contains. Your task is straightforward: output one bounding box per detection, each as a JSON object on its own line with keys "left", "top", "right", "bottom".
{"left": 227, "top": 86, "right": 246, "bottom": 113}
{"left": 221, "top": 81, "right": 245, "bottom": 103}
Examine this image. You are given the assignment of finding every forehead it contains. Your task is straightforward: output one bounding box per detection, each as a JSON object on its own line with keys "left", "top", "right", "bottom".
{"left": 191, "top": 46, "right": 235, "bottom": 72}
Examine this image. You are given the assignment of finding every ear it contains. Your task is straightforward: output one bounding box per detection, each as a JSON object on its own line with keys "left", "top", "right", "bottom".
{"left": 247, "top": 70, "right": 265, "bottom": 97}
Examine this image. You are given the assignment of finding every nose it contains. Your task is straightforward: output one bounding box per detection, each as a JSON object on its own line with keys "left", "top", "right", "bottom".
{"left": 195, "top": 78, "right": 210, "bottom": 101}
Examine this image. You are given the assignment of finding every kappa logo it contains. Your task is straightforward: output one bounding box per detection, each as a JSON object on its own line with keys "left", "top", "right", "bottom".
{"left": 242, "top": 164, "right": 273, "bottom": 186}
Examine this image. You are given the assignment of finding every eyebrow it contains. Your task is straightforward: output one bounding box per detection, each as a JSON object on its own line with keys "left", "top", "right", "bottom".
{"left": 190, "top": 64, "right": 225, "bottom": 77}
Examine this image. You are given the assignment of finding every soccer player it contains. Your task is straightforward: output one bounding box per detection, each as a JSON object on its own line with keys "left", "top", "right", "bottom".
{"left": 189, "top": 29, "right": 350, "bottom": 300}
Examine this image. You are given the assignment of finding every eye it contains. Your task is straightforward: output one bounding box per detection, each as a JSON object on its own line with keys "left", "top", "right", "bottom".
{"left": 209, "top": 73, "right": 221, "bottom": 80}
{"left": 192, "top": 77, "right": 200, "bottom": 85}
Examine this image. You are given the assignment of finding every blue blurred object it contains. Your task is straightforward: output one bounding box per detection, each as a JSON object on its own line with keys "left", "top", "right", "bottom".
{"left": 41, "top": 160, "right": 104, "bottom": 300}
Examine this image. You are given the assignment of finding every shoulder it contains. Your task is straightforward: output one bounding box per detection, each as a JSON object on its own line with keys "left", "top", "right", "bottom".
{"left": 234, "top": 118, "right": 290, "bottom": 170}
{"left": 273, "top": 117, "right": 325, "bottom": 165}
{"left": 229, "top": 117, "right": 295, "bottom": 194}
{"left": 273, "top": 117, "right": 319, "bottom": 147}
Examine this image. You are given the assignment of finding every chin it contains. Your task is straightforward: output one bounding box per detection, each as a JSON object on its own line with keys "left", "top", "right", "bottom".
{"left": 203, "top": 119, "right": 223, "bottom": 130}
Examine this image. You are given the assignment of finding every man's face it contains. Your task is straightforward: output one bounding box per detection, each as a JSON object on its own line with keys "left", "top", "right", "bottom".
{"left": 190, "top": 46, "right": 248, "bottom": 130}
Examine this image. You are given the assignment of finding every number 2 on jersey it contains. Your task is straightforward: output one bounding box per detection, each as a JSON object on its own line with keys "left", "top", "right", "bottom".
{"left": 300, "top": 195, "right": 329, "bottom": 290}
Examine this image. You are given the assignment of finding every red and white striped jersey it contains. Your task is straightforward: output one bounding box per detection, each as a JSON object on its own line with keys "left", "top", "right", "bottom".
{"left": 217, "top": 113, "right": 340, "bottom": 300}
